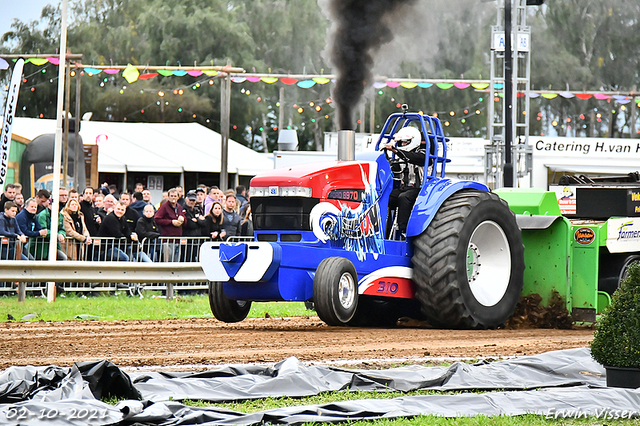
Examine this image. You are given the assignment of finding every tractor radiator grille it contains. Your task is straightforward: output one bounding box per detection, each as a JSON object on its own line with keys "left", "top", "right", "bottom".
{"left": 251, "top": 197, "right": 319, "bottom": 231}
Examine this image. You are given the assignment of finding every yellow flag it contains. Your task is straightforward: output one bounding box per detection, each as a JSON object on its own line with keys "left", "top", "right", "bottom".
{"left": 122, "top": 64, "right": 140, "bottom": 83}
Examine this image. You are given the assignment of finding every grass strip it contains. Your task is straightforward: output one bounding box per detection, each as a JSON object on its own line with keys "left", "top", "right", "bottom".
{"left": 0, "top": 293, "right": 311, "bottom": 322}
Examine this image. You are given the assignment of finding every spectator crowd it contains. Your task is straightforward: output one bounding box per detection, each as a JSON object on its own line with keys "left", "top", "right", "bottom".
{"left": 0, "top": 182, "right": 253, "bottom": 263}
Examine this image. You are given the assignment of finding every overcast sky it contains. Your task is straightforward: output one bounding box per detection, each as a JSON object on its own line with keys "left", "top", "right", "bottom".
{"left": 0, "top": 0, "right": 57, "bottom": 38}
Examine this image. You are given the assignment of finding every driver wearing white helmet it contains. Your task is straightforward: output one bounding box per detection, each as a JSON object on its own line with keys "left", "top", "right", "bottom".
{"left": 382, "top": 126, "right": 426, "bottom": 238}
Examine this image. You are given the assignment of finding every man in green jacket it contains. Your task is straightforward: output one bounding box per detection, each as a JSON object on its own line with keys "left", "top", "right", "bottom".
{"left": 33, "top": 200, "right": 68, "bottom": 260}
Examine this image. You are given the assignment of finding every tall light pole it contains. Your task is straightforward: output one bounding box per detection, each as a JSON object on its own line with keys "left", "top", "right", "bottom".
{"left": 503, "top": 0, "right": 513, "bottom": 187}
{"left": 487, "top": 0, "right": 542, "bottom": 189}
{"left": 48, "top": 0, "right": 68, "bottom": 302}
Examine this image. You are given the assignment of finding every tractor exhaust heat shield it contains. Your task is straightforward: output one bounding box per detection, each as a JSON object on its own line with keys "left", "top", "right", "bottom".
{"left": 337, "top": 130, "right": 355, "bottom": 161}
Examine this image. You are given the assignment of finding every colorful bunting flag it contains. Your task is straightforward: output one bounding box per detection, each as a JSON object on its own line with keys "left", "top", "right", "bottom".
{"left": 471, "top": 83, "right": 489, "bottom": 89}
{"left": 436, "top": 83, "right": 454, "bottom": 89}
{"left": 27, "top": 58, "right": 48, "bottom": 66}
{"left": 122, "top": 64, "right": 140, "bottom": 83}
{"left": 12, "top": 58, "right": 640, "bottom": 111}
{"left": 297, "top": 80, "right": 316, "bottom": 88}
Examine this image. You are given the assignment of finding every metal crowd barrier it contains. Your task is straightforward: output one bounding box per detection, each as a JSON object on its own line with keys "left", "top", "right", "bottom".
{"left": 0, "top": 236, "right": 219, "bottom": 297}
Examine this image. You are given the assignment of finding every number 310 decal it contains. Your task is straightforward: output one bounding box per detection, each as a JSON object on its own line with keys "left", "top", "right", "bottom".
{"left": 377, "top": 281, "right": 399, "bottom": 294}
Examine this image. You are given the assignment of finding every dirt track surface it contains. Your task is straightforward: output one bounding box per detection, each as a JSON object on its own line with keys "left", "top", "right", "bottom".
{"left": 0, "top": 317, "right": 594, "bottom": 370}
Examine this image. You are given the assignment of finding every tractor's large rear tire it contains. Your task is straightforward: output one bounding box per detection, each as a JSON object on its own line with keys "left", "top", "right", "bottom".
{"left": 313, "top": 257, "right": 359, "bottom": 326}
{"left": 208, "top": 281, "right": 252, "bottom": 323}
{"left": 412, "top": 190, "right": 524, "bottom": 329}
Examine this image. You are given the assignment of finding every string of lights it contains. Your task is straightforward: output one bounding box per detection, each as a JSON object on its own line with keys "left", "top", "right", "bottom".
{"left": 8, "top": 60, "right": 639, "bottom": 135}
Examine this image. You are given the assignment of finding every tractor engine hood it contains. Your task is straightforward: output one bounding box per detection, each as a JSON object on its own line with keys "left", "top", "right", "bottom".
{"left": 250, "top": 160, "right": 375, "bottom": 201}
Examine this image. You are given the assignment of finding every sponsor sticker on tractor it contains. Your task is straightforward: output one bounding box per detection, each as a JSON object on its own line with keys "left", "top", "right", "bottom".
{"left": 574, "top": 227, "right": 595, "bottom": 245}
{"left": 607, "top": 218, "right": 640, "bottom": 253}
{"left": 551, "top": 185, "right": 577, "bottom": 215}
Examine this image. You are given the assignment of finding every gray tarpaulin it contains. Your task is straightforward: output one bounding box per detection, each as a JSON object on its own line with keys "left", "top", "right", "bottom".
{"left": 130, "top": 347, "right": 605, "bottom": 402}
{"left": 1, "top": 348, "right": 639, "bottom": 425}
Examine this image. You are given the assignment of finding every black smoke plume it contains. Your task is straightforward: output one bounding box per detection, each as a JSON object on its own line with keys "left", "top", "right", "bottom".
{"left": 323, "top": 0, "right": 417, "bottom": 130}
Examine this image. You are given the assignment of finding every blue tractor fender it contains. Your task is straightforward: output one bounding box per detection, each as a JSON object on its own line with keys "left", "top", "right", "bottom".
{"left": 405, "top": 179, "right": 489, "bottom": 237}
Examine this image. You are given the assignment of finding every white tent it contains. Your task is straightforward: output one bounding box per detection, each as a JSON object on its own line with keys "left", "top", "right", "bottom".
{"left": 11, "top": 118, "right": 273, "bottom": 176}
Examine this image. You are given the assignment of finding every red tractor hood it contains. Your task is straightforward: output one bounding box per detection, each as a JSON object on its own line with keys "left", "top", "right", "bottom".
{"left": 251, "top": 160, "right": 374, "bottom": 200}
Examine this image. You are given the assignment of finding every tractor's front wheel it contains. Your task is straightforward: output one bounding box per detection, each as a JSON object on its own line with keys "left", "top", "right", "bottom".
{"left": 208, "top": 281, "right": 252, "bottom": 323}
{"left": 313, "top": 257, "right": 359, "bottom": 326}
{"left": 412, "top": 190, "right": 524, "bottom": 329}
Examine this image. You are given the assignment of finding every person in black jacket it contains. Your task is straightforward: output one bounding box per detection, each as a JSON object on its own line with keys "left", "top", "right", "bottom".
{"left": 0, "top": 183, "right": 17, "bottom": 211}
{"left": 183, "top": 191, "right": 206, "bottom": 236}
{"left": 98, "top": 201, "right": 150, "bottom": 262}
{"left": 203, "top": 201, "right": 226, "bottom": 241}
{"left": 120, "top": 193, "right": 140, "bottom": 234}
{"left": 136, "top": 204, "right": 161, "bottom": 262}
{"left": 80, "top": 187, "right": 100, "bottom": 236}
{"left": 97, "top": 202, "right": 130, "bottom": 261}
{"left": 239, "top": 203, "right": 253, "bottom": 237}
{"left": 182, "top": 191, "right": 206, "bottom": 261}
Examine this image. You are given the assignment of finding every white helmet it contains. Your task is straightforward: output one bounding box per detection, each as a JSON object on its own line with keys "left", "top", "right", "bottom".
{"left": 393, "top": 126, "right": 421, "bottom": 151}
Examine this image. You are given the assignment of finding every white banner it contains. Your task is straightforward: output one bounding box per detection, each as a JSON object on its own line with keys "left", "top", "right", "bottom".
{"left": 0, "top": 58, "right": 25, "bottom": 193}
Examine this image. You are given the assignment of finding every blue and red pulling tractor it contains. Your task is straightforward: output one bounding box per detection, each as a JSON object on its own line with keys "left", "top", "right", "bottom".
{"left": 200, "top": 111, "right": 525, "bottom": 329}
